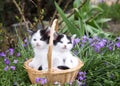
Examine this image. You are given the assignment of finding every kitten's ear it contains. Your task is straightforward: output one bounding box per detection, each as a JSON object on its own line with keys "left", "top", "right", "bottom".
{"left": 46, "top": 27, "right": 58, "bottom": 40}
{"left": 45, "top": 27, "right": 50, "bottom": 35}
{"left": 71, "top": 34, "right": 76, "bottom": 41}
{"left": 54, "top": 33, "right": 58, "bottom": 40}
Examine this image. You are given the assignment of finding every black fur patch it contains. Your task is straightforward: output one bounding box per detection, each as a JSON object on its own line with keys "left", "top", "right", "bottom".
{"left": 53, "top": 34, "right": 72, "bottom": 45}
{"left": 57, "top": 66, "right": 70, "bottom": 70}
{"left": 53, "top": 34, "right": 64, "bottom": 45}
{"left": 40, "top": 29, "right": 50, "bottom": 44}
{"left": 66, "top": 36, "right": 72, "bottom": 44}
{"left": 38, "top": 65, "right": 42, "bottom": 70}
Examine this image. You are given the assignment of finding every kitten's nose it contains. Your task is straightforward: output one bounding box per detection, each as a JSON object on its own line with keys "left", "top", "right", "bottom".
{"left": 64, "top": 45, "right": 67, "bottom": 48}
{"left": 36, "top": 43, "right": 40, "bottom": 46}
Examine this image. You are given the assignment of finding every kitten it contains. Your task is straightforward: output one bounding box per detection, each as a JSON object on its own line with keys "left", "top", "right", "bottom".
{"left": 52, "top": 34, "right": 78, "bottom": 69}
{"left": 28, "top": 28, "right": 49, "bottom": 70}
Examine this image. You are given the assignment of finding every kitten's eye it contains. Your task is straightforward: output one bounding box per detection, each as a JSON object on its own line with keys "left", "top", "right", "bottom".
{"left": 59, "top": 41, "right": 63, "bottom": 43}
{"left": 68, "top": 42, "right": 71, "bottom": 44}
{"left": 33, "top": 39, "right": 36, "bottom": 41}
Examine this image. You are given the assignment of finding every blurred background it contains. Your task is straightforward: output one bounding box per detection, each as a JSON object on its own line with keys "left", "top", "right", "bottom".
{"left": 0, "top": 0, "right": 120, "bottom": 51}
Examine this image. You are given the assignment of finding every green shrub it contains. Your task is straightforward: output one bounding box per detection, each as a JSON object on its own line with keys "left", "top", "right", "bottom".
{"left": 99, "top": 3, "right": 120, "bottom": 22}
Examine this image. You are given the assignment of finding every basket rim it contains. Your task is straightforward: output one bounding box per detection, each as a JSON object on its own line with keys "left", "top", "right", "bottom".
{"left": 24, "top": 57, "right": 84, "bottom": 74}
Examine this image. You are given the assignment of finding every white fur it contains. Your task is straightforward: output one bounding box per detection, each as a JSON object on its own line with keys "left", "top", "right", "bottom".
{"left": 28, "top": 30, "right": 48, "bottom": 70}
{"left": 52, "top": 34, "right": 78, "bottom": 68}
{"left": 29, "top": 30, "right": 78, "bottom": 70}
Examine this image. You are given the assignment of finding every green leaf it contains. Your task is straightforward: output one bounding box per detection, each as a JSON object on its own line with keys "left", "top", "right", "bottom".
{"left": 55, "top": 2, "right": 80, "bottom": 36}
{"left": 96, "top": 18, "right": 111, "bottom": 23}
{"left": 73, "top": 0, "right": 81, "bottom": 8}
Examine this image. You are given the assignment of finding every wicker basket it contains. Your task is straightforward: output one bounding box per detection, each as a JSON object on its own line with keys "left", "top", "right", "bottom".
{"left": 24, "top": 19, "right": 84, "bottom": 85}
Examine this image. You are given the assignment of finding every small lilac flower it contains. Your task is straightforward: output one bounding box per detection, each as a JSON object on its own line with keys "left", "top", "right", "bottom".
{"left": 98, "top": 41, "right": 105, "bottom": 48}
{"left": 16, "top": 53, "right": 21, "bottom": 57}
{"left": 0, "top": 52, "right": 6, "bottom": 57}
{"left": 82, "top": 36, "right": 88, "bottom": 43}
{"left": 98, "top": 39, "right": 107, "bottom": 48}
{"left": 116, "top": 37, "right": 120, "bottom": 40}
{"left": 24, "top": 38, "right": 28, "bottom": 43}
{"left": 36, "top": 78, "right": 40, "bottom": 83}
{"left": 41, "top": 78, "right": 47, "bottom": 85}
{"left": 10, "top": 66, "right": 16, "bottom": 70}
{"left": 13, "top": 59, "right": 18, "bottom": 64}
{"left": 9, "top": 48, "right": 14, "bottom": 55}
{"left": 35, "top": 78, "right": 47, "bottom": 85}
{"left": 108, "top": 46, "right": 113, "bottom": 51}
{"left": 78, "top": 76, "right": 84, "bottom": 81}
{"left": 76, "top": 71, "right": 86, "bottom": 82}
{"left": 74, "top": 38, "right": 80, "bottom": 45}
{"left": 93, "top": 44, "right": 101, "bottom": 52}
{"left": 116, "top": 42, "right": 120, "bottom": 48}
{"left": 4, "top": 58, "right": 10, "bottom": 65}
{"left": 88, "top": 38, "right": 93, "bottom": 43}
{"left": 4, "top": 66, "right": 9, "bottom": 71}
{"left": 69, "top": 81, "right": 73, "bottom": 85}
{"left": 22, "top": 43, "right": 27, "bottom": 47}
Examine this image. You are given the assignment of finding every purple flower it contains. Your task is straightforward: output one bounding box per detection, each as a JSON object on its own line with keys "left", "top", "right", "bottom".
{"left": 4, "top": 66, "right": 9, "bottom": 71}
{"left": 35, "top": 78, "right": 47, "bottom": 85}
{"left": 36, "top": 78, "right": 40, "bottom": 83}
{"left": 76, "top": 71, "right": 86, "bottom": 82}
{"left": 10, "top": 66, "right": 16, "bottom": 70}
{"left": 99, "top": 39, "right": 107, "bottom": 47}
{"left": 74, "top": 38, "right": 80, "bottom": 45}
{"left": 116, "top": 42, "right": 120, "bottom": 48}
{"left": 0, "top": 52, "right": 6, "bottom": 57}
{"left": 93, "top": 44, "right": 101, "bottom": 52}
{"left": 78, "top": 76, "right": 84, "bottom": 81}
{"left": 116, "top": 37, "right": 120, "bottom": 40}
{"left": 22, "top": 43, "right": 28, "bottom": 47}
{"left": 108, "top": 46, "right": 113, "bottom": 51}
{"left": 9, "top": 48, "right": 14, "bottom": 55}
{"left": 24, "top": 38, "right": 28, "bottom": 43}
{"left": 16, "top": 53, "right": 21, "bottom": 57}
{"left": 41, "top": 78, "right": 47, "bottom": 85}
{"left": 4, "top": 58, "right": 10, "bottom": 65}
{"left": 13, "top": 59, "right": 18, "bottom": 64}
{"left": 82, "top": 36, "right": 89, "bottom": 43}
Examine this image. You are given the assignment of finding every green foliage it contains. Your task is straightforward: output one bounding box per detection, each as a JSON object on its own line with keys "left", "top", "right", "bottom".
{"left": 99, "top": 3, "right": 120, "bottom": 21}
{"left": 55, "top": 0, "right": 113, "bottom": 39}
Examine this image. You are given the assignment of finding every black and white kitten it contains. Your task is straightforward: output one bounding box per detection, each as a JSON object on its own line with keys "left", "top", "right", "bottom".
{"left": 28, "top": 28, "right": 49, "bottom": 70}
{"left": 52, "top": 34, "right": 78, "bottom": 70}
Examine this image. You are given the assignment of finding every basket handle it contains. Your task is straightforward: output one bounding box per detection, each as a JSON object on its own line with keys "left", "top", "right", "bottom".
{"left": 47, "top": 19, "right": 58, "bottom": 72}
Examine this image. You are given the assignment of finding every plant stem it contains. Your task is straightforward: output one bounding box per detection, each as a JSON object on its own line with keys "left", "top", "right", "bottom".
{"left": 12, "top": 0, "right": 30, "bottom": 30}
